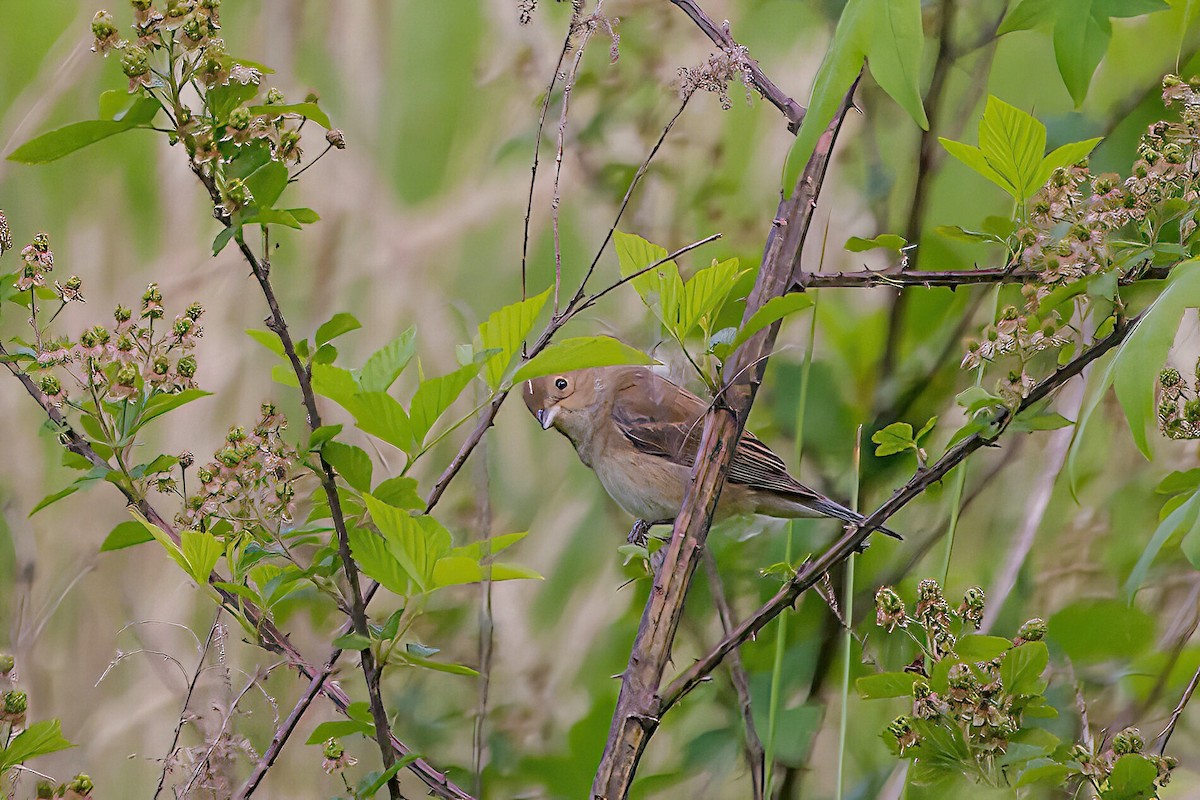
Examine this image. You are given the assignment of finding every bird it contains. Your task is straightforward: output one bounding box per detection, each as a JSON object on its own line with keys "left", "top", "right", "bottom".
{"left": 522, "top": 365, "right": 898, "bottom": 539}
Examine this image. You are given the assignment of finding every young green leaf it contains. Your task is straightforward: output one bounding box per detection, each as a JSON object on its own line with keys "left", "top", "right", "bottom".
{"left": 478, "top": 287, "right": 552, "bottom": 390}
{"left": 322, "top": 441, "right": 373, "bottom": 493}
{"left": 613, "top": 231, "right": 677, "bottom": 302}
{"left": 346, "top": 392, "right": 415, "bottom": 454}
{"left": 348, "top": 526, "right": 413, "bottom": 596}
{"left": 7, "top": 98, "right": 159, "bottom": 164}
{"left": 729, "top": 294, "right": 814, "bottom": 352}
{"left": 999, "top": 641, "right": 1049, "bottom": 695}
{"left": 373, "top": 476, "right": 424, "bottom": 509}
{"left": 249, "top": 101, "right": 331, "bottom": 129}
{"left": 243, "top": 161, "right": 289, "bottom": 210}
{"left": 871, "top": 422, "right": 916, "bottom": 456}
{"left": 0, "top": 720, "right": 74, "bottom": 772}
{"left": 676, "top": 258, "right": 742, "bottom": 339}
{"left": 332, "top": 632, "right": 373, "bottom": 651}
{"left": 512, "top": 337, "right": 656, "bottom": 384}
{"left": 358, "top": 328, "right": 418, "bottom": 392}
{"left": 140, "top": 389, "right": 213, "bottom": 426}
{"left": 181, "top": 530, "right": 223, "bottom": 585}
{"left": 431, "top": 556, "right": 542, "bottom": 587}
{"left": 100, "top": 520, "right": 156, "bottom": 552}
{"left": 315, "top": 312, "right": 362, "bottom": 346}
{"left": 409, "top": 363, "right": 480, "bottom": 447}
{"left": 844, "top": 233, "right": 908, "bottom": 252}
{"left": 855, "top": 671, "right": 918, "bottom": 699}
{"left": 305, "top": 720, "right": 374, "bottom": 745}
{"left": 360, "top": 494, "right": 452, "bottom": 593}
{"left": 1124, "top": 487, "right": 1200, "bottom": 600}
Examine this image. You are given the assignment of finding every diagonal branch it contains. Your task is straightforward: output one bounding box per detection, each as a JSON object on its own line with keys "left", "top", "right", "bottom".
{"left": 658, "top": 310, "right": 1139, "bottom": 713}
{"left": 591, "top": 76, "right": 860, "bottom": 800}
{"left": 665, "top": 0, "right": 805, "bottom": 129}
{"left": 0, "top": 341, "right": 473, "bottom": 799}
{"left": 791, "top": 264, "right": 1172, "bottom": 290}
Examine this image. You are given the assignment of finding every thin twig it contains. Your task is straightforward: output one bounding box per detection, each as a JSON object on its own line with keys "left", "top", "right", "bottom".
{"left": 472, "top": 410, "right": 494, "bottom": 797}
{"left": 521, "top": 8, "right": 576, "bottom": 303}
{"left": 665, "top": 0, "right": 805, "bottom": 129}
{"left": 793, "top": 264, "right": 1172, "bottom": 290}
{"left": 702, "top": 552, "right": 764, "bottom": 799}
{"left": 153, "top": 614, "right": 222, "bottom": 799}
{"left": 1159, "top": 661, "right": 1200, "bottom": 755}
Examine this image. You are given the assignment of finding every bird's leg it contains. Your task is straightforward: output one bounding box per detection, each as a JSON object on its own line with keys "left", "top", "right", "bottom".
{"left": 626, "top": 518, "right": 674, "bottom": 546}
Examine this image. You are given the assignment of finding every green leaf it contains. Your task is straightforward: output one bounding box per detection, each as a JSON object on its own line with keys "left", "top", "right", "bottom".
{"left": 871, "top": 422, "right": 916, "bottom": 456}
{"left": 477, "top": 287, "right": 552, "bottom": 390}
{"left": 915, "top": 416, "right": 937, "bottom": 442}
{"left": 348, "top": 392, "right": 415, "bottom": 454}
{"left": 999, "top": 0, "right": 1169, "bottom": 106}
{"left": 311, "top": 364, "right": 359, "bottom": 410}
{"left": 305, "top": 719, "right": 374, "bottom": 745}
{"left": 449, "top": 531, "right": 527, "bottom": 561}
{"left": 213, "top": 226, "right": 239, "bottom": 256}
{"left": 512, "top": 337, "right": 656, "bottom": 384}
{"left": 675, "top": 258, "right": 742, "bottom": 339}
{"left": 315, "top": 312, "right": 361, "bottom": 346}
{"left": 1125, "top": 488, "right": 1200, "bottom": 600}
{"left": 356, "top": 756, "right": 420, "bottom": 798}
{"left": 29, "top": 484, "right": 80, "bottom": 516}
{"left": 286, "top": 207, "right": 320, "bottom": 224}
{"left": 1008, "top": 410, "right": 1074, "bottom": 432}
{"left": 308, "top": 424, "right": 343, "bottom": 451}
{"left": 322, "top": 441, "right": 373, "bottom": 493}
{"left": 978, "top": 96, "right": 1047, "bottom": 202}
{"left": 409, "top": 363, "right": 480, "bottom": 447}
{"left": 373, "top": 476, "right": 424, "bottom": 510}
{"left": 332, "top": 632, "right": 373, "bottom": 651}
{"left": 855, "top": 671, "right": 918, "bottom": 699}
{"left": 0, "top": 719, "right": 74, "bottom": 772}
{"left": 348, "top": 526, "right": 412, "bottom": 596}
{"left": 1034, "top": 137, "right": 1103, "bottom": 186}
{"left": 431, "top": 556, "right": 542, "bottom": 587}
{"left": 100, "top": 520, "right": 155, "bottom": 552}
{"left": 399, "top": 652, "right": 479, "bottom": 676}
{"left": 730, "top": 294, "right": 814, "bottom": 352}
{"left": 241, "top": 208, "right": 301, "bottom": 229}
{"left": 140, "top": 389, "right": 212, "bottom": 426}
{"left": 249, "top": 101, "right": 331, "bottom": 129}
{"left": 1049, "top": 600, "right": 1154, "bottom": 663}
{"left": 181, "top": 529, "right": 223, "bottom": 585}
{"left": 358, "top": 328, "right": 417, "bottom": 392}
{"left": 613, "top": 230, "right": 677, "bottom": 301}
{"left": 784, "top": 0, "right": 927, "bottom": 193}
{"left": 244, "top": 161, "right": 289, "bottom": 210}
{"left": 939, "top": 138, "right": 1013, "bottom": 195}
{"left": 7, "top": 98, "right": 159, "bottom": 164}
{"left": 933, "top": 225, "right": 1006, "bottom": 244}
{"left": 360, "top": 494, "right": 452, "bottom": 593}
{"left": 845, "top": 234, "right": 908, "bottom": 252}
{"left": 1113, "top": 263, "right": 1200, "bottom": 458}
{"left": 1106, "top": 754, "right": 1159, "bottom": 800}
{"left": 208, "top": 80, "right": 259, "bottom": 123}
{"left": 954, "top": 635, "right": 1012, "bottom": 662}
{"left": 1000, "top": 642, "right": 1049, "bottom": 695}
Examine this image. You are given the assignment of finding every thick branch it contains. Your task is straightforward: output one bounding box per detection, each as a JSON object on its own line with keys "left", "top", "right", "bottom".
{"left": 0, "top": 342, "right": 472, "bottom": 800}
{"left": 591, "top": 78, "right": 859, "bottom": 800}
{"left": 666, "top": 0, "right": 805, "bottom": 129}
{"left": 658, "top": 311, "right": 1138, "bottom": 712}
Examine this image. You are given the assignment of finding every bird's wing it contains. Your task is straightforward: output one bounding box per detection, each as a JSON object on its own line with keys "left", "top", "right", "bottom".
{"left": 609, "top": 368, "right": 811, "bottom": 494}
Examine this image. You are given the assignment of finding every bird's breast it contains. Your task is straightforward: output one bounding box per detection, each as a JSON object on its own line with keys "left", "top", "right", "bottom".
{"left": 592, "top": 449, "right": 685, "bottom": 522}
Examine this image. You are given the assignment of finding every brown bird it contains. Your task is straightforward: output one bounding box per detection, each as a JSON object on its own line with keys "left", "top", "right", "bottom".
{"left": 523, "top": 365, "right": 897, "bottom": 538}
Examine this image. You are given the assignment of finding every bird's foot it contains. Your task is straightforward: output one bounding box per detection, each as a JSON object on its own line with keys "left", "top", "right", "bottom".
{"left": 628, "top": 519, "right": 653, "bottom": 546}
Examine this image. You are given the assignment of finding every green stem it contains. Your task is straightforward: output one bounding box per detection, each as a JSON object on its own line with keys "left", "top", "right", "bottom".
{"left": 939, "top": 286, "right": 1000, "bottom": 582}
{"left": 764, "top": 294, "right": 820, "bottom": 798}
{"left": 835, "top": 426, "right": 862, "bottom": 800}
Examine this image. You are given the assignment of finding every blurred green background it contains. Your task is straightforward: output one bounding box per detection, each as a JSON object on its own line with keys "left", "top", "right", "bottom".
{"left": 2, "top": 0, "right": 1200, "bottom": 797}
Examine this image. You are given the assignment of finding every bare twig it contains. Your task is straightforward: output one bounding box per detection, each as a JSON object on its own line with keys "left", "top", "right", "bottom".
{"left": 153, "top": 614, "right": 222, "bottom": 799}
{"left": 592, "top": 77, "right": 861, "bottom": 800}
{"left": 1158, "top": 660, "right": 1200, "bottom": 755}
{"left": 658, "top": 311, "right": 1141, "bottom": 713}
{"left": 472, "top": 414, "right": 494, "bottom": 797}
{"left": 521, "top": 6, "right": 576, "bottom": 302}
{"left": 665, "top": 0, "right": 805, "bottom": 129}
{"left": 703, "top": 552, "right": 764, "bottom": 799}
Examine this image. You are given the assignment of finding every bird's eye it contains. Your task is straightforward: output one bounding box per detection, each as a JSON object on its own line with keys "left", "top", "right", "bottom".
{"left": 554, "top": 377, "right": 568, "bottom": 391}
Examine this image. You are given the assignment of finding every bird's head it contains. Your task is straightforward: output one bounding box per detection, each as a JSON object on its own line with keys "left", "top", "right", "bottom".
{"left": 522, "top": 369, "right": 603, "bottom": 438}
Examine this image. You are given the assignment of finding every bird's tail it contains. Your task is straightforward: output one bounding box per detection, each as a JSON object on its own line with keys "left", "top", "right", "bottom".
{"left": 800, "top": 494, "right": 902, "bottom": 541}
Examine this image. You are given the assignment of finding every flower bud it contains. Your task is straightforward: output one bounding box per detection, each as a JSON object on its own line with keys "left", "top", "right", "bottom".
{"left": 179, "top": 451, "right": 195, "bottom": 468}
{"left": 92, "top": 10, "right": 118, "bottom": 40}
{"left": 3, "top": 689, "right": 28, "bottom": 715}
{"left": 326, "top": 128, "right": 346, "bottom": 149}
{"left": 265, "top": 87, "right": 284, "bottom": 105}
{"left": 1015, "top": 617, "right": 1046, "bottom": 644}
{"left": 1112, "top": 727, "right": 1145, "bottom": 755}
{"left": 0, "top": 210, "right": 10, "bottom": 256}
{"left": 874, "top": 586, "right": 907, "bottom": 631}
{"left": 228, "top": 106, "right": 252, "bottom": 130}
{"left": 120, "top": 45, "right": 151, "bottom": 78}
{"left": 0, "top": 654, "right": 13, "bottom": 674}
{"left": 959, "top": 586, "right": 985, "bottom": 630}
{"left": 36, "top": 781, "right": 54, "bottom": 799}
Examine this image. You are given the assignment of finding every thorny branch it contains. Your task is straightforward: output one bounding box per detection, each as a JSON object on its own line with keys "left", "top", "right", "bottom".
{"left": 791, "top": 264, "right": 1172, "bottom": 291}
{"left": 592, "top": 77, "right": 861, "bottom": 800}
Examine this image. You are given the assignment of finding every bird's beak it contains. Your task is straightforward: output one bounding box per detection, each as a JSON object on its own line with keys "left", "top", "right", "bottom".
{"left": 536, "top": 405, "right": 560, "bottom": 430}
